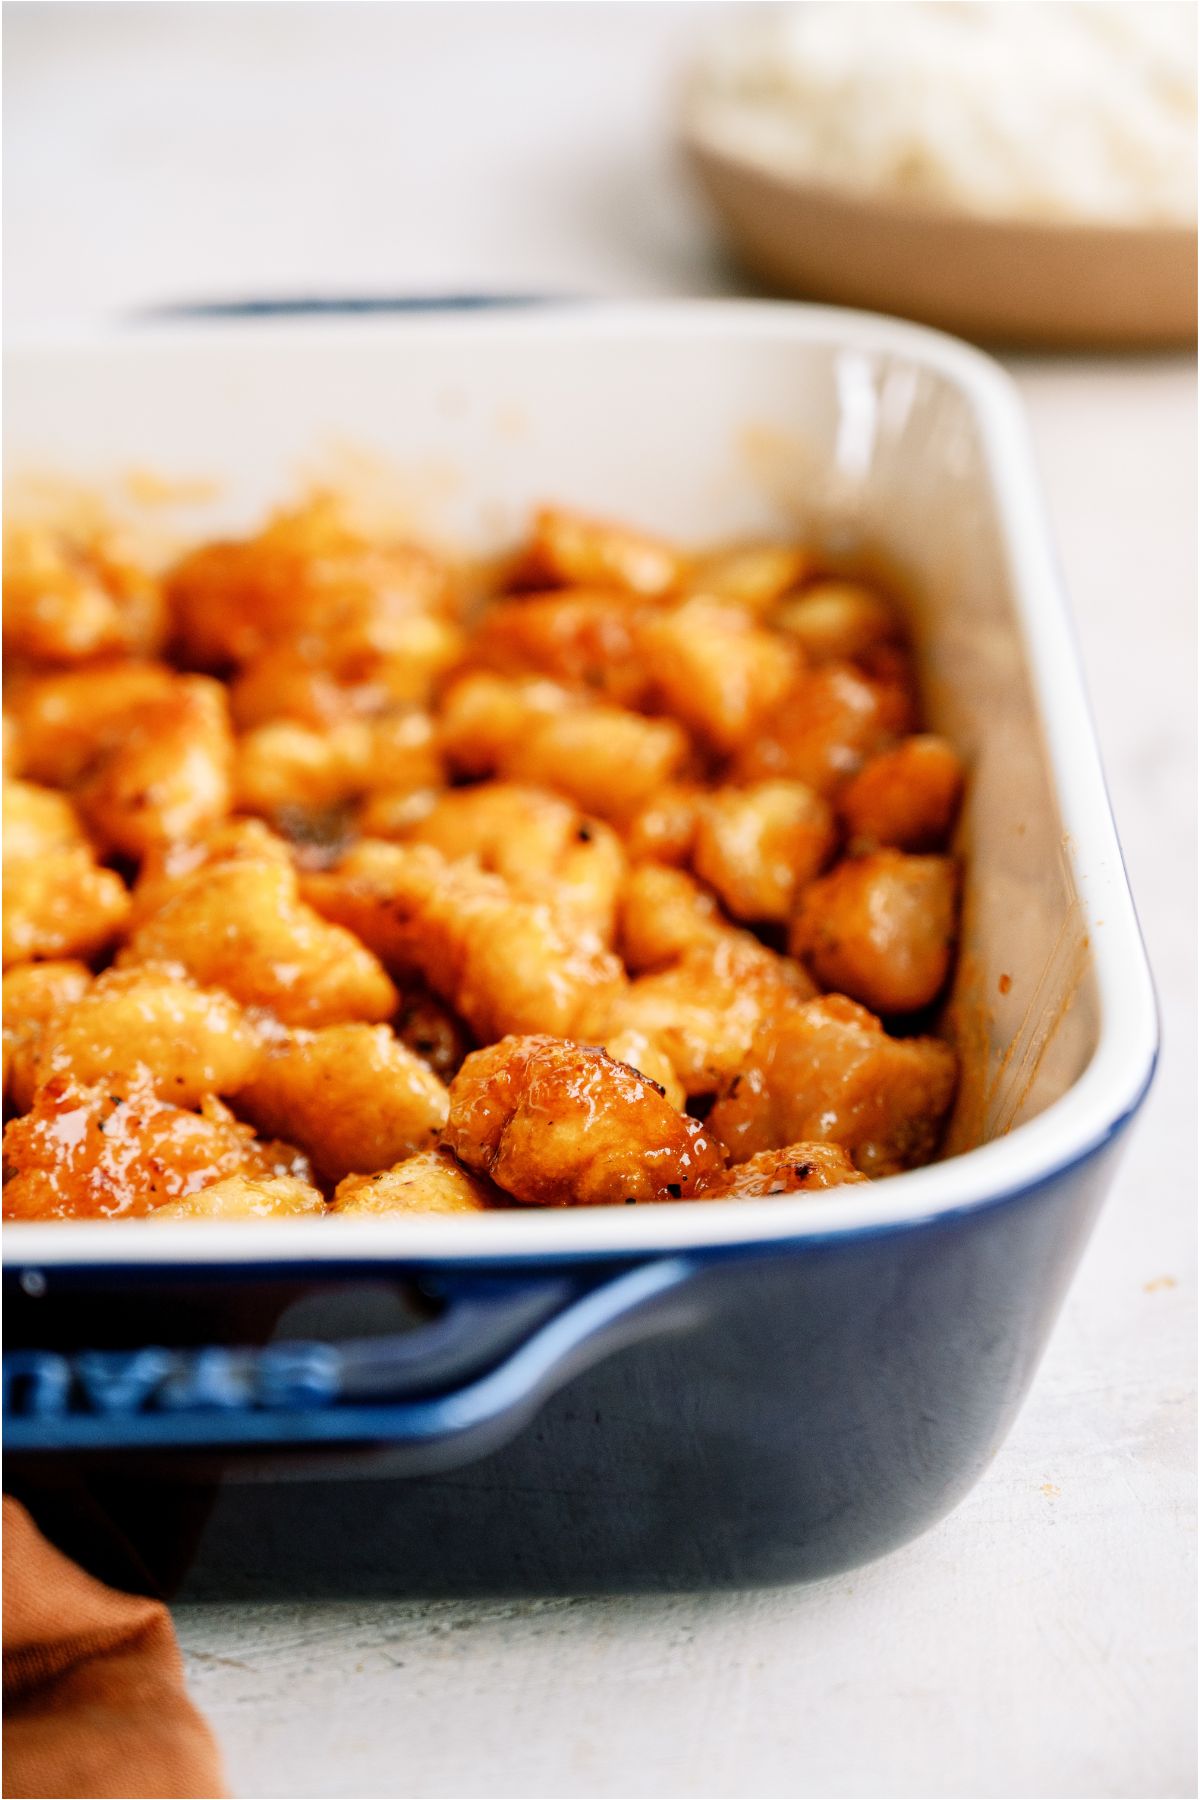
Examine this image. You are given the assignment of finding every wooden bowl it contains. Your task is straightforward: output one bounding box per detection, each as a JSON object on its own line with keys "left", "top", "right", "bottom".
{"left": 685, "top": 127, "right": 1198, "bottom": 349}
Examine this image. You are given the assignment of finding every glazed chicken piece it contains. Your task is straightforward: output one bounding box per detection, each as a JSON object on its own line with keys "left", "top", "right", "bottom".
{"left": 3, "top": 520, "right": 165, "bottom": 664}
{"left": 697, "top": 1141, "right": 867, "bottom": 1198}
{"left": 151, "top": 1173, "right": 327, "bottom": 1220}
{"left": 443, "top": 1035, "right": 725, "bottom": 1207}
{"left": 622, "top": 784, "right": 705, "bottom": 866}
{"left": 684, "top": 542, "right": 811, "bottom": 615}
{"left": 128, "top": 817, "right": 294, "bottom": 926}
{"left": 8, "top": 662, "right": 179, "bottom": 787}
{"left": 303, "top": 841, "right": 623, "bottom": 1042}
{"left": 466, "top": 591, "right": 649, "bottom": 706}
{"left": 635, "top": 598, "right": 801, "bottom": 755}
{"left": 1, "top": 1076, "right": 310, "bottom": 1220}
{"left": 735, "top": 661, "right": 912, "bottom": 796}
{"left": 332, "top": 1148, "right": 499, "bottom": 1216}
{"left": 707, "top": 994, "right": 957, "bottom": 1177}
{"left": 518, "top": 505, "right": 683, "bottom": 599}
{"left": 25, "top": 964, "right": 262, "bottom": 1108}
{"left": 605, "top": 937, "right": 815, "bottom": 1097}
{"left": 165, "top": 495, "right": 456, "bottom": 670}
{"left": 617, "top": 863, "right": 729, "bottom": 973}
{"left": 2, "top": 780, "right": 130, "bottom": 969}
{"left": 839, "top": 735, "right": 965, "bottom": 853}
{"left": 603, "top": 1028, "right": 687, "bottom": 1111}
{"left": 398, "top": 783, "right": 626, "bottom": 942}
{"left": 119, "top": 854, "right": 398, "bottom": 1028}
{"left": 2, "top": 960, "right": 93, "bottom": 1110}
{"left": 790, "top": 850, "right": 959, "bottom": 1015}
{"left": 439, "top": 674, "right": 690, "bottom": 823}
{"left": 772, "top": 579, "right": 901, "bottom": 664}
{"left": 75, "top": 675, "right": 233, "bottom": 858}
{"left": 234, "top": 710, "right": 442, "bottom": 839}
{"left": 237, "top": 1023, "right": 450, "bottom": 1187}
{"left": 691, "top": 780, "right": 836, "bottom": 924}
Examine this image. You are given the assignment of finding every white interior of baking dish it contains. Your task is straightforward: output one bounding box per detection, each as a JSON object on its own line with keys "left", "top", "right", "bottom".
{"left": 2, "top": 303, "right": 1157, "bottom": 1262}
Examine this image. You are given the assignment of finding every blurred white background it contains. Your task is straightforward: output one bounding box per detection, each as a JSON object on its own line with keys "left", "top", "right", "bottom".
{"left": 4, "top": 7, "right": 1195, "bottom": 1799}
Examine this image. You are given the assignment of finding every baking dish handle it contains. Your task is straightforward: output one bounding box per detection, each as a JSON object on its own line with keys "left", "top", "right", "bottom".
{"left": 3, "top": 1256, "right": 701, "bottom": 1472}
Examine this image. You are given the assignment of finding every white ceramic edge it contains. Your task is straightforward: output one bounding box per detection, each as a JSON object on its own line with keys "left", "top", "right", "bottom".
{"left": 2, "top": 301, "right": 1159, "bottom": 1268}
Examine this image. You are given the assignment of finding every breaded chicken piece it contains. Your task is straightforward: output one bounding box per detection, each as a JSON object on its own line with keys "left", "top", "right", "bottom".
{"left": 165, "top": 496, "right": 455, "bottom": 670}
{"left": 400, "top": 783, "right": 626, "bottom": 942}
{"left": 604, "top": 938, "right": 815, "bottom": 1097}
{"left": 2, "top": 1076, "right": 310, "bottom": 1220}
{"left": 444, "top": 1035, "right": 724, "bottom": 1207}
{"left": 697, "top": 1141, "right": 867, "bottom": 1198}
{"left": 735, "top": 662, "right": 912, "bottom": 796}
{"left": 622, "top": 784, "right": 705, "bottom": 866}
{"left": 237, "top": 1023, "right": 449, "bottom": 1186}
{"left": 603, "top": 1028, "right": 686, "bottom": 1111}
{"left": 692, "top": 780, "right": 835, "bottom": 923}
{"left": 3, "top": 779, "right": 89, "bottom": 860}
{"left": 3, "top": 960, "right": 93, "bottom": 1110}
{"left": 772, "top": 580, "right": 901, "bottom": 663}
{"left": 636, "top": 598, "right": 801, "bottom": 755}
{"left": 617, "top": 863, "right": 728, "bottom": 973}
{"left": 119, "top": 855, "right": 397, "bottom": 1028}
{"left": 75, "top": 676, "right": 233, "bottom": 858}
{"left": 839, "top": 735, "right": 965, "bottom": 853}
{"left": 129, "top": 817, "right": 293, "bottom": 926}
{"left": 467, "top": 591, "right": 649, "bottom": 705}
{"left": 707, "top": 994, "right": 957, "bottom": 1176}
{"left": 438, "top": 673, "right": 574, "bottom": 776}
{"left": 8, "top": 662, "right": 179, "bottom": 786}
{"left": 519, "top": 506, "right": 683, "bottom": 599}
{"left": 303, "top": 841, "right": 623, "bottom": 1042}
{"left": 439, "top": 674, "right": 689, "bottom": 823}
{"left": 790, "top": 851, "right": 959, "bottom": 1015}
{"left": 150, "top": 1173, "right": 327, "bottom": 1220}
{"left": 332, "top": 1148, "right": 498, "bottom": 1216}
{"left": 28, "top": 965, "right": 262, "bottom": 1107}
{"left": 685, "top": 542, "right": 811, "bottom": 615}
{"left": 2, "top": 781, "right": 129, "bottom": 969}
{"left": 4, "top": 520, "right": 165, "bottom": 665}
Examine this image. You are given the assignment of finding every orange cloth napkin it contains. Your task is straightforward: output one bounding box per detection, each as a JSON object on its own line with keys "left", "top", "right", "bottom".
{"left": 3, "top": 1497, "right": 226, "bottom": 1799}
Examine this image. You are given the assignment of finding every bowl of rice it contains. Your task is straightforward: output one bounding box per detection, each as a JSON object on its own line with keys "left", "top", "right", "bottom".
{"left": 681, "top": 1, "right": 1197, "bottom": 345}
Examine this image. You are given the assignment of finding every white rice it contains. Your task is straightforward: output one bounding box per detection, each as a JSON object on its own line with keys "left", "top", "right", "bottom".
{"left": 685, "top": 2, "right": 1197, "bottom": 226}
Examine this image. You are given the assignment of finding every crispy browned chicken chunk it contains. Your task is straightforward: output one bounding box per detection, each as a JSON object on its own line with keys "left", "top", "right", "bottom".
{"left": 2, "top": 1076, "right": 309, "bottom": 1220}
{"left": 331, "top": 1148, "right": 498, "bottom": 1216}
{"left": 151, "top": 1173, "right": 327, "bottom": 1220}
{"left": 685, "top": 541, "right": 811, "bottom": 614}
{"left": 466, "top": 591, "right": 648, "bottom": 706}
{"left": 636, "top": 598, "right": 801, "bottom": 755}
{"left": 237, "top": 1023, "right": 449, "bottom": 1187}
{"left": 8, "top": 662, "right": 179, "bottom": 787}
{"left": 75, "top": 676, "right": 234, "bottom": 858}
{"left": 839, "top": 735, "right": 965, "bottom": 853}
{"left": 4, "top": 520, "right": 165, "bottom": 664}
{"left": 697, "top": 1142, "right": 867, "bottom": 1198}
{"left": 399, "top": 783, "right": 626, "bottom": 942}
{"left": 120, "top": 854, "right": 398, "bottom": 1027}
{"left": 790, "top": 850, "right": 960, "bottom": 1015}
{"left": 444, "top": 1035, "right": 725, "bottom": 1207}
{"left": 606, "top": 938, "right": 815, "bottom": 1096}
{"left": 692, "top": 780, "right": 835, "bottom": 924}
{"left": 708, "top": 994, "right": 957, "bottom": 1177}
{"left": 735, "top": 662, "right": 912, "bottom": 795}
{"left": 303, "top": 841, "right": 623, "bottom": 1041}
{"left": 519, "top": 505, "right": 683, "bottom": 598}
{"left": 2, "top": 960, "right": 93, "bottom": 1110}
{"left": 2, "top": 780, "right": 130, "bottom": 969}
{"left": 772, "top": 579, "right": 901, "bottom": 664}
{"left": 23, "top": 964, "right": 261, "bottom": 1107}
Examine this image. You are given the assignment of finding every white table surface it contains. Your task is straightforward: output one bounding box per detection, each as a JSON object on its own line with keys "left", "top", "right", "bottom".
{"left": 6, "top": 7, "right": 1196, "bottom": 1797}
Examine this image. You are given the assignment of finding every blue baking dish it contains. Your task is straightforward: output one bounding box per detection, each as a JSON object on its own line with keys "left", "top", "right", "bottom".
{"left": 2, "top": 302, "right": 1157, "bottom": 1594}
